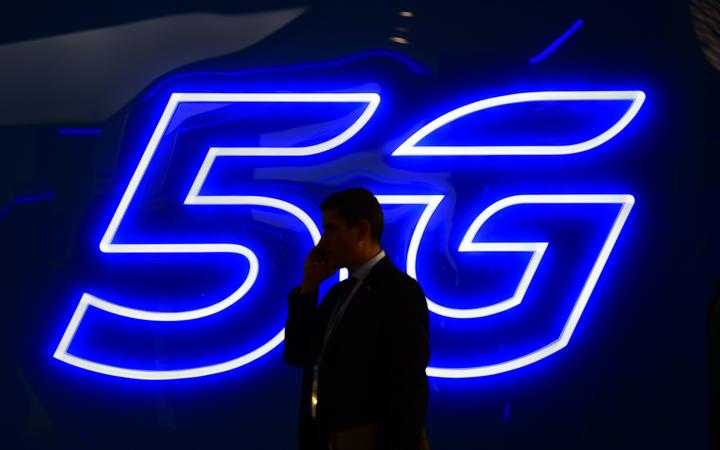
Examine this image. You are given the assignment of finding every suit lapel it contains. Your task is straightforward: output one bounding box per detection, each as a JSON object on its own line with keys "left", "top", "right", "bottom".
{"left": 323, "top": 256, "right": 394, "bottom": 351}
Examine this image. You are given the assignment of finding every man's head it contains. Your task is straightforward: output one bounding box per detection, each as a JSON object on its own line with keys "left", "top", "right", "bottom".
{"left": 318, "top": 188, "right": 384, "bottom": 272}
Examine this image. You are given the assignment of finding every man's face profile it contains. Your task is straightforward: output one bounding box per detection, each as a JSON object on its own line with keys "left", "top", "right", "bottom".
{"left": 318, "top": 209, "right": 361, "bottom": 271}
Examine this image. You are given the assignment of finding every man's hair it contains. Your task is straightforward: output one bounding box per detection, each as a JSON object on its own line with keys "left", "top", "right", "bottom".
{"left": 320, "top": 188, "right": 384, "bottom": 243}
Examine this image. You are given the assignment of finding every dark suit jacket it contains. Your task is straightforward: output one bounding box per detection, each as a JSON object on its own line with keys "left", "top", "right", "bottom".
{"left": 284, "top": 255, "right": 430, "bottom": 450}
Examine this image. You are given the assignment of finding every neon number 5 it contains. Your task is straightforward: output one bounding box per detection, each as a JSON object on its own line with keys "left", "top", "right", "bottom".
{"left": 53, "top": 93, "right": 380, "bottom": 380}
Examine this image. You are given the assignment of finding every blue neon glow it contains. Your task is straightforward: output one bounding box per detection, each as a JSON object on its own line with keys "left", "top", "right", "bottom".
{"left": 54, "top": 92, "right": 379, "bottom": 380}
{"left": 143, "top": 50, "right": 429, "bottom": 101}
{"left": 393, "top": 91, "right": 645, "bottom": 156}
{"left": 54, "top": 89, "right": 643, "bottom": 380}
{"left": 529, "top": 19, "right": 584, "bottom": 64}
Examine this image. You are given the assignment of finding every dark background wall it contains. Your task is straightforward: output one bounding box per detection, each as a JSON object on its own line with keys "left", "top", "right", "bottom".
{"left": 1, "top": 1, "right": 718, "bottom": 449}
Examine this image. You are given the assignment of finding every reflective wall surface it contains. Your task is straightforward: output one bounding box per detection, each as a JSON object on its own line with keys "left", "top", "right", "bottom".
{"left": 1, "top": 1, "right": 718, "bottom": 449}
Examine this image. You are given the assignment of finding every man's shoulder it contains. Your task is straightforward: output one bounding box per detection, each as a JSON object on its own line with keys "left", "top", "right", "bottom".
{"left": 374, "top": 259, "right": 424, "bottom": 297}
{"left": 372, "top": 262, "right": 428, "bottom": 323}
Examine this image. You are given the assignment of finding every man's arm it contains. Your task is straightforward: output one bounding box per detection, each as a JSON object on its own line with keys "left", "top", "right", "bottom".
{"left": 284, "top": 244, "right": 338, "bottom": 367}
{"left": 381, "top": 280, "right": 430, "bottom": 450}
{"left": 283, "top": 286, "right": 320, "bottom": 367}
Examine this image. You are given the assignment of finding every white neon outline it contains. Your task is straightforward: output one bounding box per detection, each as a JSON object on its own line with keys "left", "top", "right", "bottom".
{"left": 54, "top": 92, "right": 380, "bottom": 380}
{"left": 376, "top": 195, "right": 544, "bottom": 318}
{"left": 392, "top": 91, "right": 645, "bottom": 156}
{"left": 53, "top": 92, "right": 638, "bottom": 380}
{"left": 424, "top": 194, "right": 634, "bottom": 378}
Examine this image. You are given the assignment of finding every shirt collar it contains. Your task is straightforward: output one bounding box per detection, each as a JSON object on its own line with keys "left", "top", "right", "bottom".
{"left": 349, "top": 249, "right": 386, "bottom": 282}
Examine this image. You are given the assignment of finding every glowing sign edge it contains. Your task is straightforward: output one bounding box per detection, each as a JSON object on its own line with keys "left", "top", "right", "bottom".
{"left": 392, "top": 90, "right": 645, "bottom": 156}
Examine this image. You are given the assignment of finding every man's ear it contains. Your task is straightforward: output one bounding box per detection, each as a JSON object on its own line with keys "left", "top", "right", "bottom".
{"left": 358, "top": 219, "right": 371, "bottom": 241}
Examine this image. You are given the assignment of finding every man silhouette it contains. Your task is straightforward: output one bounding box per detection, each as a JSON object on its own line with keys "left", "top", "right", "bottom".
{"left": 284, "top": 187, "right": 430, "bottom": 450}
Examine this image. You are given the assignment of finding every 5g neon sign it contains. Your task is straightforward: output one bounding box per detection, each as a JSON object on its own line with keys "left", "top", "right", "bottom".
{"left": 53, "top": 90, "right": 645, "bottom": 380}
